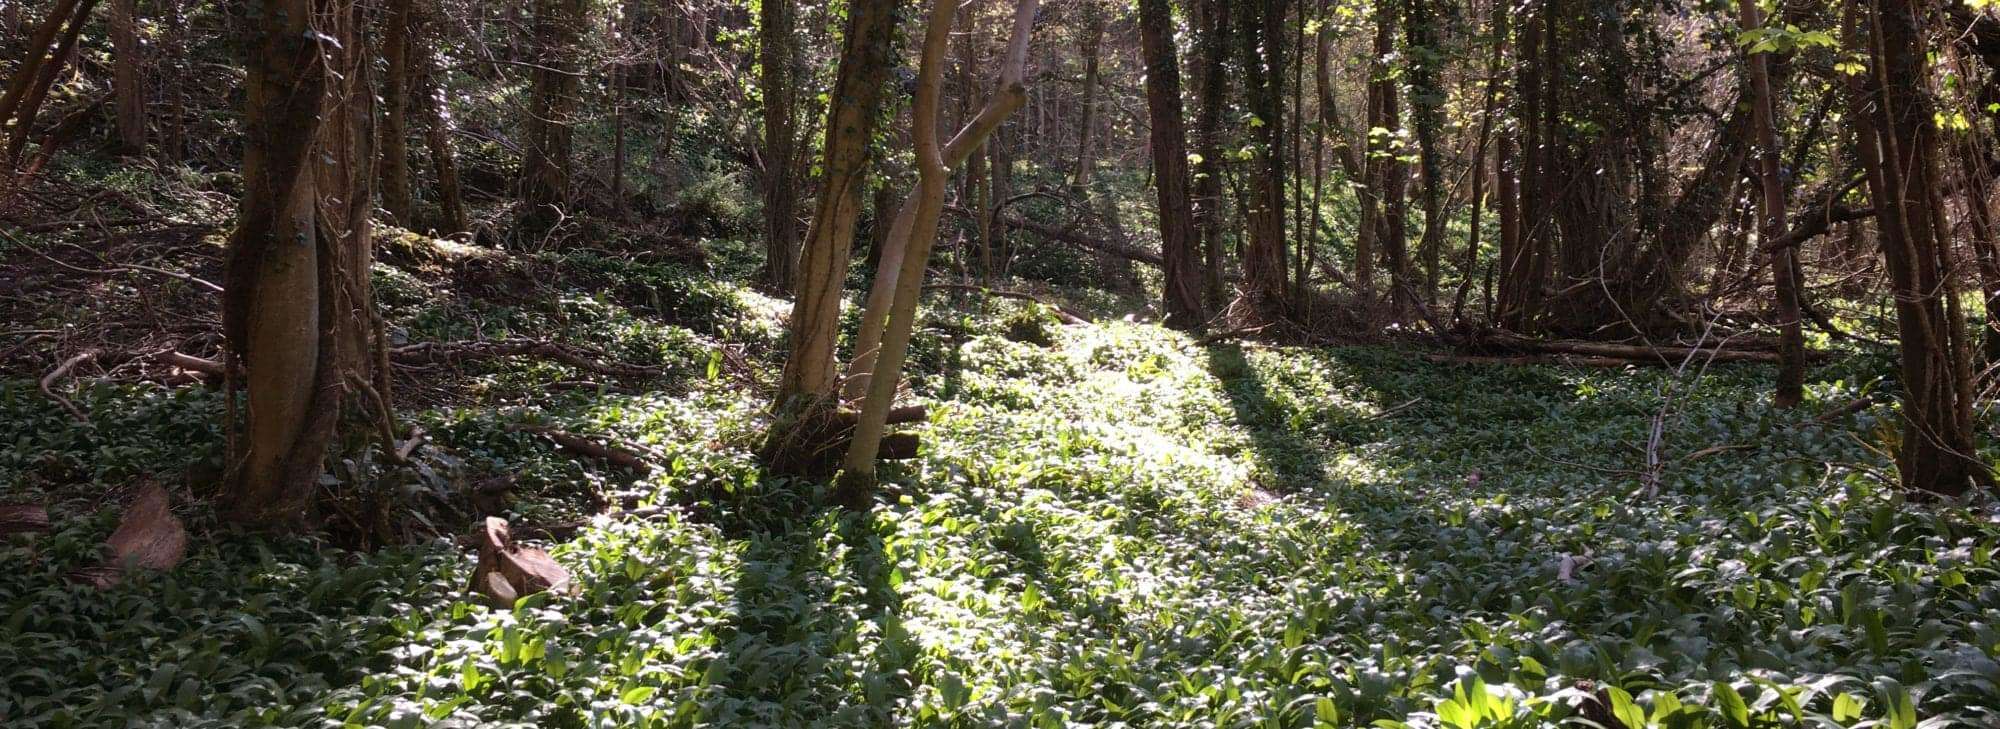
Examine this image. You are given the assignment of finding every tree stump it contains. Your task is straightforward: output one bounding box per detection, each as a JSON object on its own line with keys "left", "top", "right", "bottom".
{"left": 468, "top": 517, "right": 571, "bottom": 608}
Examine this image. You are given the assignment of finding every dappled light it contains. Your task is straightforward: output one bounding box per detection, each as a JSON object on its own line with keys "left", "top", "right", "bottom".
{"left": 8, "top": 0, "right": 2000, "bottom": 725}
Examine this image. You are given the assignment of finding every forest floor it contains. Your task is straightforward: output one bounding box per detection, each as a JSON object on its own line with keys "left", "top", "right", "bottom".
{"left": 5, "top": 170, "right": 2000, "bottom": 726}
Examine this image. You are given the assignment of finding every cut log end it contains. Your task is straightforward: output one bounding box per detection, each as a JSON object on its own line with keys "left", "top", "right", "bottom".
{"left": 470, "top": 516, "right": 573, "bottom": 608}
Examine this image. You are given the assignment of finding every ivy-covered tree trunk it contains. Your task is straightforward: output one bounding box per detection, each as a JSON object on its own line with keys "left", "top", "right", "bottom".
{"left": 1404, "top": 0, "right": 1446, "bottom": 303}
{"left": 1237, "top": 0, "right": 1293, "bottom": 320}
{"left": 1138, "top": 0, "right": 1204, "bottom": 329}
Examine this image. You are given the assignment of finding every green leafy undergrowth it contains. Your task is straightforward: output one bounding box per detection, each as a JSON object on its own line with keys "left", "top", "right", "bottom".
{"left": 5, "top": 309, "right": 2000, "bottom": 727}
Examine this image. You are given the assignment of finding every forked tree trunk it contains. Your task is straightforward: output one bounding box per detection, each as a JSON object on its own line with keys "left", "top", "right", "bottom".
{"left": 3, "top": 0, "right": 97, "bottom": 165}
{"left": 1739, "top": 0, "right": 1805, "bottom": 408}
{"left": 109, "top": 0, "right": 145, "bottom": 154}
{"left": 1138, "top": 0, "right": 1204, "bottom": 329}
{"left": 836, "top": 0, "right": 1039, "bottom": 500}
{"left": 759, "top": 0, "right": 800, "bottom": 293}
{"left": 761, "top": 0, "right": 903, "bottom": 479}
{"left": 842, "top": 0, "right": 1038, "bottom": 404}
{"left": 1851, "top": 0, "right": 1990, "bottom": 497}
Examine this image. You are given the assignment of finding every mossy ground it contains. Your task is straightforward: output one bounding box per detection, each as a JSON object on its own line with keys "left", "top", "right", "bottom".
{"left": 3, "top": 238, "right": 1998, "bottom": 727}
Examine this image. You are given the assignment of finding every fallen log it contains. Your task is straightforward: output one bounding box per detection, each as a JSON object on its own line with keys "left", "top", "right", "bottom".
{"left": 1514, "top": 340, "right": 1822, "bottom": 365}
{"left": 391, "top": 339, "right": 664, "bottom": 379}
{"left": 945, "top": 205, "right": 1166, "bottom": 267}
{"left": 513, "top": 426, "right": 655, "bottom": 474}
{"left": 921, "top": 284, "right": 1091, "bottom": 324}
{"left": 1426, "top": 353, "right": 1640, "bottom": 368}
{"left": 0, "top": 503, "right": 51, "bottom": 536}
{"left": 1478, "top": 333, "right": 1830, "bottom": 365}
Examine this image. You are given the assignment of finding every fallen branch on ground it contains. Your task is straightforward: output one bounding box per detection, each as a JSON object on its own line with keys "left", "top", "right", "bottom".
{"left": 1426, "top": 353, "right": 1640, "bottom": 368}
{"left": 512, "top": 425, "right": 656, "bottom": 474}
{"left": 391, "top": 339, "right": 665, "bottom": 379}
{"left": 1474, "top": 334, "right": 1830, "bottom": 366}
{"left": 922, "top": 284, "right": 1090, "bottom": 324}
{"left": 40, "top": 349, "right": 100, "bottom": 422}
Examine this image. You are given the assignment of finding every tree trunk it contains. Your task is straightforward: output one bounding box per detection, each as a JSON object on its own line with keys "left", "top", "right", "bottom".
{"left": 1851, "top": 0, "right": 1989, "bottom": 497}
{"left": 3, "top": 0, "right": 97, "bottom": 166}
{"left": 379, "top": 0, "right": 415, "bottom": 226}
{"left": 518, "top": 0, "right": 585, "bottom": 238}
{"left": 762, "top": 0, "right": 903, "bottom": 479}
{"left": 223, "top": 0, "right": 339, "bottom": 526}
{"left": 1238, "top": 0, "right": 1293, "bottom": 319}
{"left": 0, "top": 0, "right": 84, "bottom": 133}
{"left": 109, "top": 0, "right": 146, "bottom": 155}
{"left": 1138, "top": 0, "right": 1204, "bottom": 328}
{"left": 416, "top": 32, "right": 469, "bottom": 234}
{"left": 1192, "top": 0, "right": 1233, "bottom": 311}
{"left": 1405, "top": 0, "right": 1445, "bottom": 303}
{"left": 1373, "top": 6, "right": 1412, "bottom": 315}
{"left": 1739, "top": 0, "right": 1804, "bottom": 408}
{"left": 1072, "top": 3, "right": 1103, "bottom": 191}
{"left": 838, "top": 0, "right": 1040, "bottom": 500}
{"left": 1500, "top": 0, "right": 1548, "bottom": 331}
{"left": 759, "top": 0, "right": 800, "bottom": 293}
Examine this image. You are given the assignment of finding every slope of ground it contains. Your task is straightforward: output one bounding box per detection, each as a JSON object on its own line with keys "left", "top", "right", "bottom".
{"left": 3, "top": 239, "right": 1998, "bottom": 726}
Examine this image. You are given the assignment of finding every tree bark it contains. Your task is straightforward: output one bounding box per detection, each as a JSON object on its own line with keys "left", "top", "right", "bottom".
{"left": 109, "top": 0, "right": 146, "bottom": 155}
{"left": 379, "top": 0, "right": 416, "bottom": 225}
{"left": 1851, "top": 0, "right": 1989, "bottom": 497}
{"left": 1739, "top": 0, "right": 1805, "bottom": 408}
{"left": 223, "top": 0, "right": 338, "bottom": 526}
{"left": 838, "top": 0, "right": 1039, "bottom": 499}
{"left": 762, "top": 0, "right": 903, "bottom": 479}
{"left": 1138, "top": 0, "right": 1205, "bottom": 329}
{"left": 518, "top": 0, "right": 585, "bottom": 238}
{"left": 759, "top": 0, "right": 800, "bottom": 293}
